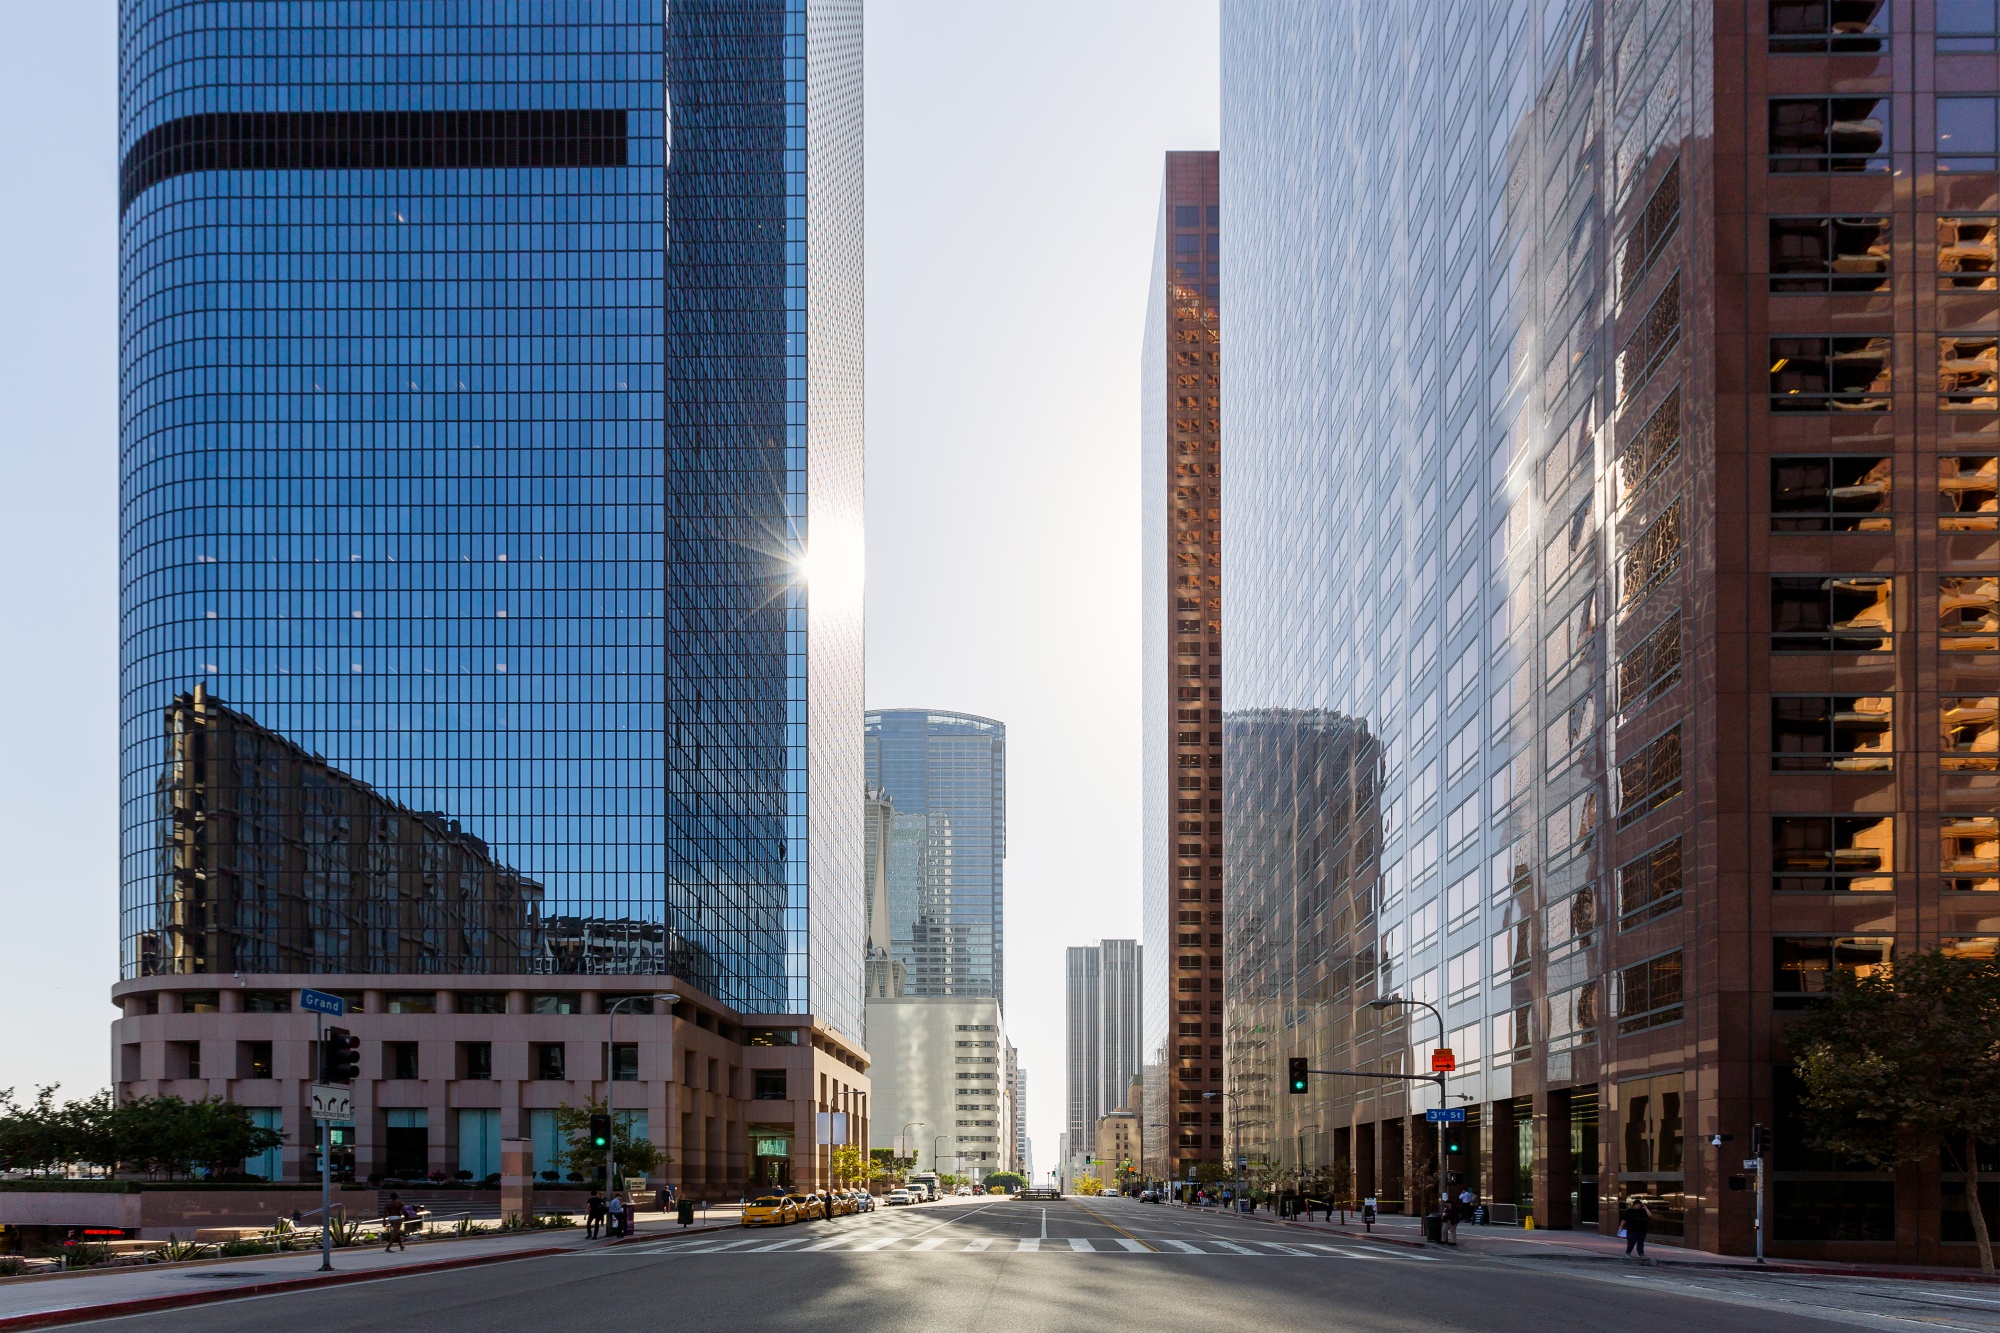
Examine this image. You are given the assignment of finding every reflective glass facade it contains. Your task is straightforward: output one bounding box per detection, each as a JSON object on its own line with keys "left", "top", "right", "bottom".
{"left": 861, "top": 710, "right": 1006, "bottom": 1006}
{"left": 1221, "top": 0, "right": 2000, "bottom": 1264}
{"left": 118, "top": 0, "right": 863, "bottom": 1037}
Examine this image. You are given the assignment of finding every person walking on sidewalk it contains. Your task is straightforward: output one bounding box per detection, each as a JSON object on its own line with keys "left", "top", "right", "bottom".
{"left": 605, "top": 1190, "right": 626, "bottom": 1238}
{"left": 382, "top": 1193, "right": 409, "bottom": 1252}
{"left": 585, "top": 1190, "right": 606, "bottom": 1239}
{"left": 1622, "top": 1196, "right": 1652, "bottom": 1258}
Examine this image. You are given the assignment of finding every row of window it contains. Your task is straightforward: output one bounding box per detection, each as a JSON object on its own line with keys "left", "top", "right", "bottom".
{"left": 1764, "top": 0, "right": 2000, "bottom": 55}
{"left": 1767, "top": 216, "right": 2000, "bottom": 292}
{"left": 1764, "top": 335, "right": 2000, "bottom": 412}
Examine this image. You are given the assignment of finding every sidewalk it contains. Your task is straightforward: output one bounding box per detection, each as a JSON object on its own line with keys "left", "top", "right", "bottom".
{"left": 1218, "top": 1205, "right": 2000, "bottom": 1285}
{"left": 0, "top": 1207, "right": 743, "bottom": 1331}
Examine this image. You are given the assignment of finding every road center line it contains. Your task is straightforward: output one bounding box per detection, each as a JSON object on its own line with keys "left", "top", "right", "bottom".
{"left": 1069, "top": 1200, "right": 1161, "bottom": 1252}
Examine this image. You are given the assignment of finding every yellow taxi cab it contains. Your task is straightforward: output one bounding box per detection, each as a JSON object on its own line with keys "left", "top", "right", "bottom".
{"left": 788, "top": 1193, "right": 825, "bottom": 1221}
{"left": 741, "top": 1194, "right": 796, "bottom": 1227}
{"left": 833, "top": 1192, "right": 858, "bottom": 1216}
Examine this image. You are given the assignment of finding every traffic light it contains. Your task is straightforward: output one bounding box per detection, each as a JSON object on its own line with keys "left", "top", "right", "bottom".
{"left": 1288, "top": 1057, "right": 1309, "bottom": 1094}
{"left": 589, "top": 1114, "right": 612, "bottom": 1150}
{"left": 1750, "top": 1123, "right": 1770, "bottom": 1158}
{"left": 320, "top": 1027, "right": 360, "bottom": 1084}
{"left": 1445, "top": 1130, "right": 1461, "bottom": 1155}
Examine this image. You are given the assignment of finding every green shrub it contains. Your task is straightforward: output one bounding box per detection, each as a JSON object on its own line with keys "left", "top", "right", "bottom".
{"left": 150, "top": 1235, "right": 211, "bottom": 1263}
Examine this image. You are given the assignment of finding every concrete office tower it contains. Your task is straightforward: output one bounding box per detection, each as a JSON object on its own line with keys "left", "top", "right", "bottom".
{"left": 1141, "top": 150, "right": 1224, "bottom": 1184}
{"left": 865, "top": 996, "right": 1011, "bottom": 1178}
{"left": 863, "top": 711, "right": 1008, "bottom": 1006}
{"left": 1221, "top": 1, "right": 2000, "bottom": 1266}
{"left": 864, "top": 790, "right": 906, "bottom": 1004}
{"left": 112, "top": 0, "right": 869, "bottom": 1192}
{"left": 1064, "top": 940, "right": 1143, "bottom": 1160}
{"left": 1007, "top": 1055, "right": 1029, "bottom": 1173}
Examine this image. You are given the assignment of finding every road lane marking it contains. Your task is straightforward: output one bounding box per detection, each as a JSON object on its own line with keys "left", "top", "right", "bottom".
{"left": 796, "top": 1237, "right": 851, "bottom": 1251}
{"left": 962, "top": 1238, "right": 993, "bottom": 1251}
{"left": 687, "top": 1238, "right": 765, "bottom": 1253}
{"left": 1069, "top": 1238, "right": 1096, "bottom": 1252}
{"left": 911, "top": 1239, "right": 946, "bottom": 1251}
{"left": 851, "top": 1236, "right": 901, "bottom": 1251}
{"left": 748, "top": 1239, "right": 810, "bottom": 1252}
{"left": 1162, "top": 1240, "right": 1204, "bottom": 1253}
{"left": 1259, "top": 1242, "right": 1312, "bottom": 1256}
{"left": 1212, "top": 1241, "right": 1258, "bottom": 1254}
{"left": 1070, "top": 1200, "right": 1160, "bottom": 1252}
{"left": 1040, "top": 1208, "right": 1047, "bottom": 1239}
{"left": 1017, "top": 1238, "right": 1040, "bottom": 1252}
{"left": 1116, "top": 1239, "right": 1148, "bottom": 1252}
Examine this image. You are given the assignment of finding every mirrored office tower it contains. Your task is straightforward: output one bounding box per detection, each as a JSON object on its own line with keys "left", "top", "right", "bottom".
{"left": 862, "top": 710, "right": 1006, "bottom": 1007}
{"left": 118, "top": 0, "right": 864, "bottom": 1036}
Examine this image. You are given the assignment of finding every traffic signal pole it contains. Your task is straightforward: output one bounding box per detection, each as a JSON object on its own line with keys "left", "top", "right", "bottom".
{"left": 317, "top": 1011, "right": 332, "bottom": 1272}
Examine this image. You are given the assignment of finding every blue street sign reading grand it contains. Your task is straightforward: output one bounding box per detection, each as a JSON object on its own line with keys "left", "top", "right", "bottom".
{"left": 1425, "top": 1107, "right": 1467, "bottom": 1123}
{"left": 299, "top": 988, "right": 346, "bottom": 1017}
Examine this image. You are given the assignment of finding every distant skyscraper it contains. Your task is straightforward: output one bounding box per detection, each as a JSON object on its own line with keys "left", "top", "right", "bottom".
{"left": 112, "top": 0, "right": 870, "bottom": 1192}
{"left": 1141, "top": 150, "right": 1223, "bottom": 1181}
{"left": 863, "top": 711, "right": 1007, "bottom": 1006}
{"left": 864, "top": 789, "right": 905, "bottom": 1003}
{"left": 1065, "top": 939, "right": 1142, "bottom": 1157}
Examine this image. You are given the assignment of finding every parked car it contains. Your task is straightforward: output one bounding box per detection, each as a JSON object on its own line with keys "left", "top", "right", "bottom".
{"left": 787, "top": 1193, "right": 825, "bottom": 1221}
{"left": 742, "top": 1195, "right": 797, "bottom": 1227}
{"left": 886, "top": 1188, "right": 914, "bottom": 1206}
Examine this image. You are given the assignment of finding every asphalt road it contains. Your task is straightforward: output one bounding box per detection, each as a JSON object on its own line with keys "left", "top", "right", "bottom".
{"left": 66, "top": 1196, "right": 2000, "bottom": 1332}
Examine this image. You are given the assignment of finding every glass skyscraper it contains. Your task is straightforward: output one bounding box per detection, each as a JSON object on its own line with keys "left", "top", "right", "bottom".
{"left": 862, "top": 710, "right": 1006, "bottom": 1007}
{"left": 118, "top": 0, "right": 864, "bottom": 1035}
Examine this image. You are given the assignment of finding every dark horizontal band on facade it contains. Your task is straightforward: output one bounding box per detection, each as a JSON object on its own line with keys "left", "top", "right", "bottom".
{"left": 120, "top": 110, "right": 631, "bottom": 214}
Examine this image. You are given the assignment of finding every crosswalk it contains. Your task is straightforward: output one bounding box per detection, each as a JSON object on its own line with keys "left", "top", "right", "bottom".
{"left": 604, "top": 1231, "right": 1436, "bottom": 1262}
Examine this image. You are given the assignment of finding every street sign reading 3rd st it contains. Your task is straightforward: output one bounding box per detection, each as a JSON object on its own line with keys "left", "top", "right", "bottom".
{"left": 1425, "top": 1107, "right": 1467, "bottom": 1123}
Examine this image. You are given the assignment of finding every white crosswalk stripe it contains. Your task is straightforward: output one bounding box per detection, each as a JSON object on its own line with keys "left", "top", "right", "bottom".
{"left": 1068, "top": 1239, "right": 1095, "bottom": 1252}
{"left": 962, "top": 1238, "right": 992, "bottom": 1251}
{"left": 1115, "top": 1239, "right": 1149, "bottom": 1252}
{"left": 609, "top": 1225, "right": 1423, "bottom": 1261}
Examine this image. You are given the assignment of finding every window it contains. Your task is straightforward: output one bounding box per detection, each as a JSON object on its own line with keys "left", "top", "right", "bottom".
{"left": 1943, "top": 815, "right": 1999, "bottom": 890}
{"left": 1939, "top": 218, "right": 1999, "bottom": 289}
{"left": 1545, "top": 884, "right": 1598, "bottom": 957}
{"left": 1175, "top": 233, "right": 1200, "bottom": 254}
{"left": 1494, "top": 1004, "right": 1533, "bottom": 1065}
{"left": 244, "top": 992, "right": 290, "bottom": 1013}
{"left": 1768, "top": 0, "right": 1888, "bottom": 52}
{"left": 1940, "top": 336, "right": 2000, "bottom": 409}
{"left": 1617, "top": 611, "right": 1683, "bottom": 712}
{"left": 1447, "top": 947, "right": 1481, "bottom": 1001}
{"left": 181, "top": 991, "right": 221, "bottom": 1014}
{"left": 387, "top": 1042, "right": 419, "bottom": 1080}
{"left": 1617, "top": 272, "right": 1681, "bottom": 400}
{"left": 1768, "top": 336, "right": 1892, "bottom": 411}
{"left": 1174, "top": 204, "right": 1200, "bottom": 227}
{"left": 1774, "top": 936, "right": 1893, "bottom": 1007}
{"left": 1545, "top": 590, "right": 1598, "bottom": 684}
{"left": 1945, "top": 936, "right": 2000, "bottom": 959}
{"left": 753, "top": 1068, "right": 788, "bottom": 1099}
{"left": 1547, "top": 790, "right": 1599, "bottom": 865}
{"left": 1768, "top": 98, "right": 1890, "bottom": 172}
{"left": 1445, "top": 720, "right": 1479, "bottom": 780}
{"left": 1772, "top": 815, "right": 1894, "bottom": 891}
{"left": 1548, "top": 979, "right": 1599, "bottom": 1050}
{"left": 529, "top": 994, "right": 575, "bottom": 1015}
{"left": 1939, "top": 97, "right": 2000, "bottom": 171}
{"left": 1939, "top": 455, "right": 1999, "bottom": 529}
{"left": 1446, "top": 794, "right": 1480, "bottom": 852}
{"left": 238, "top": 1040, "right": 273, "bottom": 1079}
{"left": 1769, "top": 217, "right": 1890, "bottom": 292}
{"left": 461, "top": 1042, "right": 492, "bottom": 1080}
{"left": 1617, "top": 723, "right": 1683, "bottom": 825}
{"left": 1615, "top": 951, "right": 1685, "bottom": 1034}
{"left": 1618, "top": 837, "right": 1684, "bottom": 927}
{"left": 611, "top": 1043, "right": 638, "bottom": 1081}
{"left": 1770, "top": 575, "right": 1893, "bottom": 652}
{"left": 1614, "top": 387, "right": 1681, "bottom": 508}
{"left": 1772, "top": 695, "right": 1894, "bottom": 771}
{"left": 1942, "top": 696, "right": 1999, "bottom": 770}
{"left": 1544, "top": 495, "right": 1595, "bottom": 583}
{"left": 1545, "top": 692, "right": 1597, "bottom": 777}
{"left": 533, "top": 1043, "right": 565, "bottom": 1080}
{"left": 1942, "top": 0, "right": 2000, "bottom": 49}
{"left": 1940, "top": 575, "right": 1999, "bottom": 649}
{"left": 1491, "top": 919, "right": 1531, "bottom": 982}
{"left": 457, "top": 992, "right": 506, "bottom": 1015}
{"left": 1619, "top": 499, "right": 1682, "bottom": 607}
{"left": 1446, "top": 871, "right": 1480, "bottom": 928}
{"left": 1771, "top": 456, "right": 1891, "bottom": 530}
{"left": 1619, "top": 160, "right": 1680, "bottom": 300}
{"left": 385, "top": 992, "right": 435, "bottom": 1014}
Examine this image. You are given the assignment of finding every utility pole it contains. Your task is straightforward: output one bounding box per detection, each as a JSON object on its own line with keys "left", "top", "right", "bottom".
{"left": 602, "top": 993, "right": 676, "bottom": 1199}
{"left": 1370, "top": 996, "right": 1449, "bottom": 1221}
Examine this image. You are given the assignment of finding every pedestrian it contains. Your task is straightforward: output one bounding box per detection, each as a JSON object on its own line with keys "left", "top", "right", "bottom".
{"left": 585, "top": 1189, "right": 606, "bottom": 1239}
{"left": 1621, "top": 1196, "right": 1651, "bottom": 1259}
{"left": 382, "top": 1192, "right": 408, "bottom": 1252}
{"left": 1441, "top": 1197, "right": 1459, "bottom": 1245}
{"left": 605, "top": 1190, "right": 626, "bottom": 1239}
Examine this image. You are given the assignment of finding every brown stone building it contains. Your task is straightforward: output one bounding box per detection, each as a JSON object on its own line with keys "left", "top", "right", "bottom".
{"left": 1142, "top": 150, "right": 1225, "bottom": 1185}
{"left": 1219, "top": 1, "right": 1999, "bottom": 1266}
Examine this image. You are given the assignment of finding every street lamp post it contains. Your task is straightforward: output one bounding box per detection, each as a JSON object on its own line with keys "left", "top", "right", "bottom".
{"left": 604, "top": 993, "right": 677, "bottom": 1198}
{"left": 934, "top": 1133, "right": 951, "bottom": 1183}
{"left": 1203, "top": 1089, "right": 1244, "bottom": 1211}
{"left": 1369, "top": 995, "right": 1449, "bottom": 1222}
{"left": 898, "top": 1122, "right": 925, "bottom": 1188}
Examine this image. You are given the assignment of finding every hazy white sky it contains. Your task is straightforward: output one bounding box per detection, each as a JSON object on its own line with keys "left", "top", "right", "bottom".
{"left": 0, "top": 0, "right": 1218, "bottom": 1172}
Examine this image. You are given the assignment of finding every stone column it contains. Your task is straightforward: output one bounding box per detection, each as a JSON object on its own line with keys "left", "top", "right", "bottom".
{"left": 501, "top": 1138, "right": 533, "bottom": 1222}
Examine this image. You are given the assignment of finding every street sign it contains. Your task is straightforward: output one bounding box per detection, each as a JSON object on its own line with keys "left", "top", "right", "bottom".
{"left": 1424, "top": 1107, "right": 1467, "bottom": 1123}
{"left": 1236, "top": 1156, "right": 1247, "bottom": 1168}
{"left": 1743, "top": 1158, "right": 1762, "bottom": 1171}
{"left": 300, "top": 988, "right": 346, "bottom": 1017}
{"left": 1431, "top": 1048, "right": 1456, "bottom": 1072}
{"left": 309, "top": 1083, "right": 353, "bottom": 1123}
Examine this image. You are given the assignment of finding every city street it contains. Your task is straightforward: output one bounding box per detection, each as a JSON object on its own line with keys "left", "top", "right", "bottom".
{"left": 62, "top": 1197, "right": 2000, "bottom": 1333}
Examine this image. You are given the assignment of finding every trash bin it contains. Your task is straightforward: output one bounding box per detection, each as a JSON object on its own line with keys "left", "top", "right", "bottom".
{"left": 1424, "top": 1211, "right": 1443, "bottom": 1243}
{"left": 677, "top": 1200, "right": 695, "bottom": 1227}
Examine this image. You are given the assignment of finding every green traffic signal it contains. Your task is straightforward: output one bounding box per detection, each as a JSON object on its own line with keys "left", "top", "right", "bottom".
{"left": 1287, "top": 1056, "right": 1308, "bottom": 1094}
{"left": 589, "top": 1113, "right": 612, "bottom": 1149}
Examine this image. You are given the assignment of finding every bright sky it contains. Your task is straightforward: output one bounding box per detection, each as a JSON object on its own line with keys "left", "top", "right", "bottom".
{"left": 0, "top": 0, "right": 1219, "bottom": 1173}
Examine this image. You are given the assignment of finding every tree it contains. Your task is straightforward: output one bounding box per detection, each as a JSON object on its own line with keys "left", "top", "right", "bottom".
{"left": 553, "top": 1097, "right": 661, "bottom": 1187}
{"left": 111, "top": 1096, "right": 284, "bottom": 1179}
{"left": 1327, "top": 1158, "right": 1357, "bottom": 1224}
{"left": 829, "top": 1144, "right": 865, "bottom": 1188}
{"left": 984, "top": 1170, "right": 1025, "bottom": 1192}
{"left": 1072, "top": 1172, "right": 1103, "bottom": 1195}
{"left": 869, "top": 1147, "right": 914, "bottom": 1186}
{"left": 1789, "top": 948, "right": 2000, "bottom": 1274}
